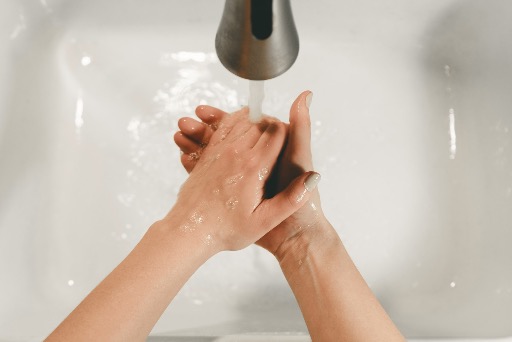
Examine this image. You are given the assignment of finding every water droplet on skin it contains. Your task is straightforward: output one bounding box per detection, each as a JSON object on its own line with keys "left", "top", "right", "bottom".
{"left": 252, "top": 201, "right": 259, "bottom": 211}
{"left": 226, "top": 174, "right": 244, "bottom": 185}
{"left": 204, "top": 234, "right": 214, "bottom": 246}
{"left": 213, "top": 188, "right": 220, "bottom": 195}
{"left": 216, "top": 127, "right": 228, "bottom": 142}
{"left": 188, "top": 152, "right": 200, "bottom": 160}
{"left": 180, "top": 223, "right": 195, "bottom": 233}
{"left": 191, "top": 212, "right": 204, "bottom": 224}
{"left": 258, "top": 167, "right": 269, "bottom": 181}
{"left": 226, "top": 197, "right": 239, "bottom": 210}
{"left": 296, "top": 189, "right": 307, "bottom": 203}
{"left": 251, "top": 189, "right": 263, "bottom": 210}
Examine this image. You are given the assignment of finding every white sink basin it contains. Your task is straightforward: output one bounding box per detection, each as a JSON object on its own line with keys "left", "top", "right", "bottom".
{"left": 1, "top": 0, "right": 511, "bottom": 340}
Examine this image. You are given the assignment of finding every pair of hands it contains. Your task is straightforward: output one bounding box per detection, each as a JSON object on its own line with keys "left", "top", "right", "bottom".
{"left": 167, "top": 91, "right": 325, "bottom": 257}
{"left": 46, "top": 91, "right": 406, "bottom": 342}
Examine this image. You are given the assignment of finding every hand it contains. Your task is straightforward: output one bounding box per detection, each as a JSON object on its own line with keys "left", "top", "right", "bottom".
{"left": 168, "top": 107, "right": 319, "bottom": 253}
{"left": 174, "top": 91, "right": 325, "bottom": 259}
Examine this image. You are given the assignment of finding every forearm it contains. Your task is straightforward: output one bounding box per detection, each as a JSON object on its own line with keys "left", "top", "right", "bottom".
{"left": 277, "top": 218, "right": 405, "bottom": 342}
{"left": 46, "top": 219, "right": 213, "bottom": 342}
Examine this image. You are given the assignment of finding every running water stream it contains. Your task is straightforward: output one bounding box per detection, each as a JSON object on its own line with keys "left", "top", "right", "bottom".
{"left": 248, "top": 80, "right": 265, "bottom": 122}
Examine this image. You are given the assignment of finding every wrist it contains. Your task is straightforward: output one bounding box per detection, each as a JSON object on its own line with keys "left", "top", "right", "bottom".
{"left": 275, "top": 216, "right": 341, "bottom": 274}
{"left": 149, "top": 214, "right": 220, "bottom": 261}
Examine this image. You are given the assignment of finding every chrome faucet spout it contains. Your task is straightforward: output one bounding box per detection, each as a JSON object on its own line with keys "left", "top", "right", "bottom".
{"left": 215, "top": 0, "right": 299, "bottom": 81}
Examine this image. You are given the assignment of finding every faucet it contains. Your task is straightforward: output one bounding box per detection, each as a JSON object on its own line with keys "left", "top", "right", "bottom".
{"left": 215, "top": 0, "right": 299, "bottom": 80}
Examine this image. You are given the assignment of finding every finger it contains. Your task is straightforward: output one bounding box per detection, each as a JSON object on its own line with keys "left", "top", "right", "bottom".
{"left": 177, "top": 117, "right": 208, "bottom": 144}
{"left": 195, "top": 105, "right": 228, "bottom": 126}
{"left": 174, "top": 131, "right": 201, "bottom": 154}
{"left": 254, "top": 172, "right": 321, "bottom": 229}
{"left": 208, "top": 108, "right": 246, "bottom": 146}
{"left": 193, "top": 106, "right": 229, "bottom": 145}
{"left": 180, "top": 153, "right": 199, "bottom": 174}
{"left": 222, "top": 109, "right": 256, "bottom": 144}
{"left": 252, "top": 121, "right": 286, "bottom": 164}
{"left": 288, "top": 91, "right": 314, "bottom": 171}
{"left": 238, "top": 120, "right": 270, "bottom": 148}
{"left": 179, "top": 116, "right": 218, "bottom": 147}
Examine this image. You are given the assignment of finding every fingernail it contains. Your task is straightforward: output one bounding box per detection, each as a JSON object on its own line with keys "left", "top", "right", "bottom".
{"left": 305, "top": 92, "right": 313, "bottom": 109}
{"left": 304, "top": 172, "right": 321, "bottom": 192}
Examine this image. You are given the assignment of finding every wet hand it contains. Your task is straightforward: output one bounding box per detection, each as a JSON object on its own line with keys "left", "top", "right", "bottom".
{"left": 167, "top": 108, "right": 319, "bottom": 253}
{"left": 174, "top": 92, "right": 325, "bottom": 259}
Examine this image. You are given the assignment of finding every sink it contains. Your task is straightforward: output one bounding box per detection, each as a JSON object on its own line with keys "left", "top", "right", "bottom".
{"left": 0, "top": 0, "right": 511, "bottom": 340}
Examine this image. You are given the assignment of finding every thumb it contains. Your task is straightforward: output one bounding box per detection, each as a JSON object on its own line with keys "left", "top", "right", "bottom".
{"left": 288, "top": 91, "right": 314, "bottom": 171}
{"left": 255, "top": 171, "right": 321, "bottom": 230}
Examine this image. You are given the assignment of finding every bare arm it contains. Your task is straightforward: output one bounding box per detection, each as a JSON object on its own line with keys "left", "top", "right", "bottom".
{"left": 45, "top": 219, "right": 212, "bottom": 342}
{"left": 276, "top": 217, "right": 405, "bottom": 342}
